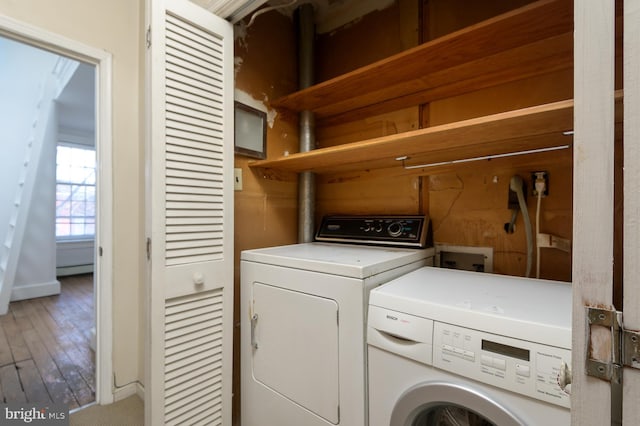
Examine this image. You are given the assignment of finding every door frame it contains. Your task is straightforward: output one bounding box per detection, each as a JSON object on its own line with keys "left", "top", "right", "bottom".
{"left": 0, "top": 15, "right": 114, "bottom": 405}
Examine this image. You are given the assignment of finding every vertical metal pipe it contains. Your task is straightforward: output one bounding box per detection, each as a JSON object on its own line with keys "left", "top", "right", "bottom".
{"left": 297, "top": 4, "right": 316, "bottom": 243}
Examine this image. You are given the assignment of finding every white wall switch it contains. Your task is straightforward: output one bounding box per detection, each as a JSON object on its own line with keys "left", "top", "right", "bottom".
{"left": 234, "top": 168, "right": 243, "bottom": 191}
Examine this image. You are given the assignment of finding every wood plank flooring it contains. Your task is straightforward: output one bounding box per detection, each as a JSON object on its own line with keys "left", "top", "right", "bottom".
{"left": 0, "top": 274, "right": 95, "bottom": 409}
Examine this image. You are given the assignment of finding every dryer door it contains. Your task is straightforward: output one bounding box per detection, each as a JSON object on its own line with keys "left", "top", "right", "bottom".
{"left": 252, "top": 282, "right": 340, "bottom": 423}
{"left": 390, "top": 381, "right": 522, "bottom": 426}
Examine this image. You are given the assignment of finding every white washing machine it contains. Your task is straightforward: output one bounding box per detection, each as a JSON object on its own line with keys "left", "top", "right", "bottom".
{"left": 367, "top": 267, "right": 572, "bottom": 426}
{"left": 241, "top": 215, "right": 434, "bottom": 426}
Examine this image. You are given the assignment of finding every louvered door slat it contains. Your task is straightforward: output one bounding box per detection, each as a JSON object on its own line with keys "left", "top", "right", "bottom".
{"left": 163, "top": 288, "right": 225, "bottom": 423}
{"left": 166, "top": 103, "right": 222, "bottom": 128}
{"left": 165, "top": 90, "right": 224, "bottom": 121}
{"left": 166, "top": 20, "right": 223, "bottom": 59}
{"left": 166, "top": 191, "right": 223, "bottom": 202}
{"left": 167, "top": 77, "right": 223, "bottom": 104}
{"left": 166, "top": 373, "right": 222, "bottom": 409}
{"left": 165, "top": 352, "right": 222, "bottom": 382}
{"left": 166, "top": 37, "right": 224, "bottom": 78}
{"left": 166, "top": 217, "right": 223, "bottom": 226}
{"left": 166, "top": 12, "right": 223, "bottom": 49}
{"left": 167, "top": 396, "right": 222, "bottom": 426}
{"left": 167, "top": 160, "right": 223, "bottom": 177}
{"left": 166, "top": 61, "right": 222, "bottom": 96}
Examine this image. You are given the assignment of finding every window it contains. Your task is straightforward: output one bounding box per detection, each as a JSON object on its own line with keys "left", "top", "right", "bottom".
{"left": 56, "top": 145, "right": 96, "bottom": 239}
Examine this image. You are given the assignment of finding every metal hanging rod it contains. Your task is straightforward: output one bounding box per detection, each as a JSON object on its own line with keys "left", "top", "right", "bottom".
{"left": 395, "top": 144, "right": 572, "bottom": 170}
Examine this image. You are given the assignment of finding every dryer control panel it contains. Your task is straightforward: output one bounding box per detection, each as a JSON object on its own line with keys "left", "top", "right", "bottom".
{"left": 315, "top": 215, "right": 432, "bottom": 248}
{"left": 433, "top": 321, "right": 571, "bottom": 408}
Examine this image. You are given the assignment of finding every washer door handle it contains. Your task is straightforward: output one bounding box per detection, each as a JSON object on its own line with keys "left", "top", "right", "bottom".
{"left": 251, "top": 313, "right": 259, "bottom": 350}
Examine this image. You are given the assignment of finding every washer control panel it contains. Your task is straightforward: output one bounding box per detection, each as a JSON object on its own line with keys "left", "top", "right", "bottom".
{"left": 315, "top": 215, "right": 432, "bottom": 248}
{"left": 433, "top": 321, "right": 571, "bottom": 408}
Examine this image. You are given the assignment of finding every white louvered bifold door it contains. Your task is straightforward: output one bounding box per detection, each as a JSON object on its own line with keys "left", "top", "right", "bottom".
{"left": 146, "top": 1, "right": 233, "bottom": 425}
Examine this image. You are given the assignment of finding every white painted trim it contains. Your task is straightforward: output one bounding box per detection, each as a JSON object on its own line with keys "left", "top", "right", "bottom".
{"left": 10, "top": 279, "right": 60, "bottom": 301}
{"left": 624, "top": 0, "right": 640, "bottom": 423}
{"left": 572, "top": 1, "right": 616, "bottom": 424}
{"left": 0, "top": 16, "right": 115, "bottom": 406}
{"left": 57, "top": 265, "right": 94, "bottom": 277}
{"left": 114, "top": 381, "right": 144, "bottom": 402}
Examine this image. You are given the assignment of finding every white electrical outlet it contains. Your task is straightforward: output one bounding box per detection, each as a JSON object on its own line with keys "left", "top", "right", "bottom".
{"left": 234, "top": 168, "right": 243, "bottom": 191}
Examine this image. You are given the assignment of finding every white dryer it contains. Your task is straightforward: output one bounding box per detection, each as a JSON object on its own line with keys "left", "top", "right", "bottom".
{"left": 367, "top": 267, "right": 572, "bottom": 426}
{"left": 241, "top": 215, "right": 434, "bottom": 426}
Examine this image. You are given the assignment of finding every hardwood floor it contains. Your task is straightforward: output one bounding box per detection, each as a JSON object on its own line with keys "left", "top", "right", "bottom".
{"left": 0, "top": 274, "right": 95, "bottom": 409}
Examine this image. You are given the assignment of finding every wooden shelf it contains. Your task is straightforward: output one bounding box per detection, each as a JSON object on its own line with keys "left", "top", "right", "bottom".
{"left": 251, "top": 92, "right": 623, "bottom": 175}
{"left": 250, "top": 99, "right": 575, "bottom": 174}
{"left": 271, "top": 0, "right": 573, "bottom": 125}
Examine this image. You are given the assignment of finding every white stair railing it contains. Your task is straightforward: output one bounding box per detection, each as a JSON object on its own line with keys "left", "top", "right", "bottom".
{"left": 0, "top": 73, "right": 59, "bottom": 315}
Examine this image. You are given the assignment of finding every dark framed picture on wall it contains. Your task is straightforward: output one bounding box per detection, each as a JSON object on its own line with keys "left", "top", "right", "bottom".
{"left": 234, "top": 101, "right": 267, "bottom": 159}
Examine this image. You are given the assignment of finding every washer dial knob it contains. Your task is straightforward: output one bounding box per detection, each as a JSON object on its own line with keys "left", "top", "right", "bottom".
{"left": 387, "top": 221, "right": 404, "bottom": 237}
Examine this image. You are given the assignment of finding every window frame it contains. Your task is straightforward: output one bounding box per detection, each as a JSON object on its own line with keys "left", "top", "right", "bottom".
{"left": 55, "top": 141, "right": 96, "bottom": 241}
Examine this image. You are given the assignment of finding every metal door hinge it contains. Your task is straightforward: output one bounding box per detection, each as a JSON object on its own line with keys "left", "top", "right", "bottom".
{"left": 146, "top": 238, "right": 151, "bottom": 260}
{"left": 146, "top": 26, "right": 151, "bottom": 48}
{"left": 586, "top": 307, "right": 640, "bottom": 383}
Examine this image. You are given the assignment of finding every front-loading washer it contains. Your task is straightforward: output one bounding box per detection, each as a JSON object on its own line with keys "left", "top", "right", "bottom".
{"left": 367, "top": 267, "right": 572, "bottom": 426}
{"left": 241, "top": 215, "right": 434, "bottom": 426}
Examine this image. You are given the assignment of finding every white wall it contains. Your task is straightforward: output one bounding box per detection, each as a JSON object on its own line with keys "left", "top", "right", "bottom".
{"left": 0, "top": 37, "right": 59, "bottom": 257}
{"left": 12, "top": 102, "right": 59, "bottom": 301}
{"left": 0, "top": 0, "right": 144, "bottom": 390}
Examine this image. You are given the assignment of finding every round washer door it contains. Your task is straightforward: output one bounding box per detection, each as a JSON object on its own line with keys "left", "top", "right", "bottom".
{"left": 390, "top": 381, "right": 524, "bottom": 426}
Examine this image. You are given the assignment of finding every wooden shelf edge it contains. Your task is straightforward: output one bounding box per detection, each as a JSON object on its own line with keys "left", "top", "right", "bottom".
{"left": 271, "top": 0, "right": 572, "bottom": 117}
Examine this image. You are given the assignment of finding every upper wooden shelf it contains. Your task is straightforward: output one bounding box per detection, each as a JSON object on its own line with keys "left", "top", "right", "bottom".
{"left": 270, "top": 0, "right": 573, "bottom": 125}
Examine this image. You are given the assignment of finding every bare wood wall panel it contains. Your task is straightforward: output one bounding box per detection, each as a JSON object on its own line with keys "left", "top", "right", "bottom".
{"left": 313, "top": 0, "right": 574, "bottom": 279}
{"left": 424, "top": 0, "right": 572, "bottom": 279}
{"left": 425, "top": 0, "right": 535, "bottom": 41}
{"left": 427, "top": 159, "right": 572, "bottom": 280}
{"left": 316, "top": 0, "right": 419, "bottom": 82}
{"left": 314, "top": 0, "right": 422, "bottom": 219}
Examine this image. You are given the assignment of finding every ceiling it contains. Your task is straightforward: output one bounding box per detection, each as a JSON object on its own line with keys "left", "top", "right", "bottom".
{"left": 56, "top": 62, "right": 95, "bottom": 138}
{"left": 190, "top": 0, "right": 394, "bottom": 33}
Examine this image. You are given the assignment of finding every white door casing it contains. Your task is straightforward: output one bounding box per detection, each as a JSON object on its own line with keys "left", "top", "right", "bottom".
{"left": 145, "top": 0, "right": 234, "bottom": 424}
{"left": 0, "top": 16, "right": 114, "bottom": 405}
{"left": 623, "top": 0, "right": 640, "bottom": 424}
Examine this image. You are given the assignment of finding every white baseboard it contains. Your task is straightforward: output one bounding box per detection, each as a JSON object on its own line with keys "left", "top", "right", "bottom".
{"left": 10, "top": 279, "right": 61, "bottom": 302}
{"left": 56, "top": 264, "right": 94, "bottom": 276}
{"left": 113, "top": 381, "right": 144, "bottom": 402}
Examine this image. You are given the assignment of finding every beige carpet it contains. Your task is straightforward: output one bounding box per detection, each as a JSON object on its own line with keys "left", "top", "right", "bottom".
{"left": 70, "top": 395, "right": 144, "bottom": 425}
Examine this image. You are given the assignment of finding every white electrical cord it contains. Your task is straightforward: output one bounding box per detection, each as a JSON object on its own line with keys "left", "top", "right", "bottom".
{"left": 510, "top": 176, "right": 533, "bottom": 278}
{"left": 536, "top": 189, "right": 542, "bottom": 279}
{"left": 246, "top": 0, "right": 298, "bottom": 27}
{"left": 534, "top": 174, "right": 546, "bottom": 279}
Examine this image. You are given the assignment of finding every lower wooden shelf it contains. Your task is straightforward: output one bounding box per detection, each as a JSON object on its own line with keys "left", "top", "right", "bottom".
{"left": 250, "top": 94, "right": 621, "bottom": 175}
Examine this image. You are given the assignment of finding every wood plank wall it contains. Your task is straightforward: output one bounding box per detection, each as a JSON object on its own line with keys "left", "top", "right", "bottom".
{"left": 314, "top": 0, "right": 575, "bottom": 281}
